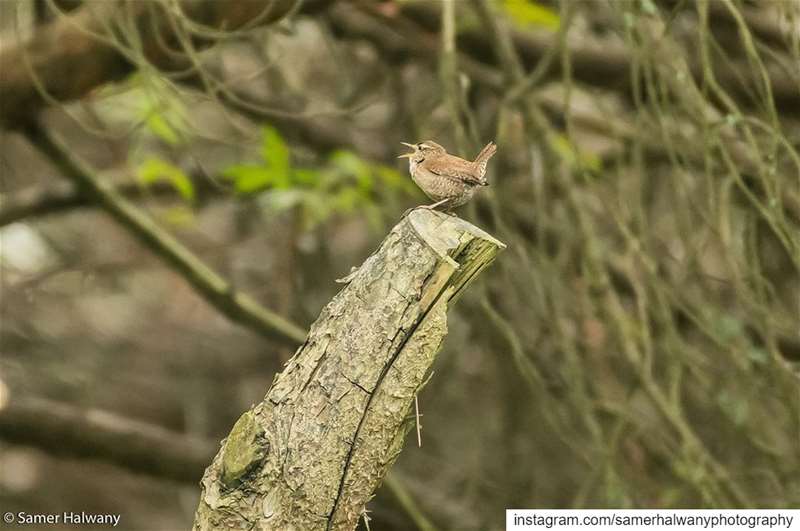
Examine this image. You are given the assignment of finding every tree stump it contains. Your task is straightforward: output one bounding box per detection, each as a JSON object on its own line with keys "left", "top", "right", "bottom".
{"left": 193, "top": 209, "right": 505, "bottom": 531}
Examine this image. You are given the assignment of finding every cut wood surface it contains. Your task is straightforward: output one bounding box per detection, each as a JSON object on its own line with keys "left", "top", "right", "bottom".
{"left": 193, "top": 208, "right": 505, "bottom": 531}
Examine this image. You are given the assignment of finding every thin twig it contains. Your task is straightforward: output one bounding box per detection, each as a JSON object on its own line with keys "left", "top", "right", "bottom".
{"left": 414, "top": 394, "right": 422, "bottom": 447}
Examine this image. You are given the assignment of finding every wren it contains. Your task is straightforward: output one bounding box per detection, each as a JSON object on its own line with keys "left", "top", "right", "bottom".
{"left": 398, "top": 140, "right": 496, "bottom": 211}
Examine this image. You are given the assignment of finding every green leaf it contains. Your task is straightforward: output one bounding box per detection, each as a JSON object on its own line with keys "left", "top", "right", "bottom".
{"left": 145, "top": 114, "right": 180, "bottom": 146}
{"left": 136, "top": 158, "right": 195, "bottom": 201}
{"left": 260, "top": 126, "right": 290, "bottom": 188}
{"left": 136, "top": 83, "right": 188, "bottom": 146}
{"left": 292, "top": 168, "right": 319, "bottom": 186}
{"left": 221, "top": 127, "right": 293, "bottom": 194}
{"left": 223, "top": 165, "right": 273, "bottom": 194}
{"left": 502, "top": 0, "right": 560, "bottom": 31}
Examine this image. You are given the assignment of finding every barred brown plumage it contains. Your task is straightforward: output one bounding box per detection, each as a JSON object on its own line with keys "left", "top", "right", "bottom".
{"left": 398, "top": 140, "right": 497, "bottom": 211}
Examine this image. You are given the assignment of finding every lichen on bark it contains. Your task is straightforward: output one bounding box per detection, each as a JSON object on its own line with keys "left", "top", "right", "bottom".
{"left": 193, "top": 209, "right": 505, "bottom": 531}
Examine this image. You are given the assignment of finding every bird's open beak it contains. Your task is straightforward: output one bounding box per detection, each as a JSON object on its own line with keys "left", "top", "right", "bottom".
{"left": 398, "top": 142, "right": 415, "bottom": 158}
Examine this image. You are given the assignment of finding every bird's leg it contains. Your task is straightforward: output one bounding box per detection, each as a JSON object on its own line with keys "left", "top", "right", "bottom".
{"left": 429, "top": 198, "right": 458, "bottom": 216}
{"left": 403, "top": 198, "right": 451, "bottom": 218}
{"left": 422, "top": 198, "right": 451, "bottom": 210}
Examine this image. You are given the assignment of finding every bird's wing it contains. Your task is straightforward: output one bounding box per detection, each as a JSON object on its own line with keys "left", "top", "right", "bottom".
{"left": 425, "top": 158, "right": 485, "bottom": 186}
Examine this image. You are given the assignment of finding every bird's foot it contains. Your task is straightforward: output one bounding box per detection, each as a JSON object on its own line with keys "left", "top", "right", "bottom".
{"left": 403, "top": 200, "right": 450, "bottom": 218}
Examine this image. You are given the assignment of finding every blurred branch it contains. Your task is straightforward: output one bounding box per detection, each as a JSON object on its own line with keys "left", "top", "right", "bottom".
{"left": 327, "top": 3, "right": 800, "bottom": 231}
{"left": 0, "top": 173, "right": 220, "bottom": 228}
{"left": 381, "top": 1, "right": 800, "bottom": 113}
{"left": 383, "top": 474, "right": 440, "bottom": 531}
{"left": 180, "top": 75, "right": 363, "bottom": 156}
{"left": 0, "top": 180, "right": 90, "bottom": 227}
{"left": 469, "top": 0, "right": 560, "bottom": 159}
{"left": 0, "top": 0, "right": 332, "bottom": 129}
{"left": 662, "top": 0, "right": 797, "bottom": 51}
{"left": 33, "top": 0, "right": 82, "bottom": 25}
{"left": 439, "top": 0, "right": 469, "bottom": 154}
{"left": 0, "top": 108, "right": 375, "bottom": 229}
{"left": 22, "top": 121, "right": 307, "bottom": 346}
{"left": 326, "top": 3, "right": 503, "bottom": 91}
{"left": 0, "top": 395, "right": 216, "bottom": 483}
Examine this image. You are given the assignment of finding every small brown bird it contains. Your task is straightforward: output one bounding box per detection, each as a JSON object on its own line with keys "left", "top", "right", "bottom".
{"left": 398, "top": 140, "right": 497, "bottom": 211}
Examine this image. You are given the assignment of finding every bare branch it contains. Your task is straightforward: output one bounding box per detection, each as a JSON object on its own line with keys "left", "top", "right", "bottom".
{"left": 22, "top": 121, "right": 307, "bottom": 345}
{"left": 377, "top": 2, "right": 800, "bottom": 113}
{"left": 0, "top": 0, "right": 332, "bottom": 129}
{"left": 0, "top": 395, "right": 216, "bottom": 483}
{"left": 0, "top": 180, "right": 89, "bottom": 227}
{"left": 0, "top": 173, "right": 222, "bottom": 228}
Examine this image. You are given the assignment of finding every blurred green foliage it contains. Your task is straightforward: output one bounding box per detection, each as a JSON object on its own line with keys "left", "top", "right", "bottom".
{"left": 135, "top": 78, "right": 189, "bottom": 147}
{"left": 224, "top": 127, "right": 418, "bottom": 231}
{"left": 223, "top": 127, "right": 291, "bottom": 193}
{"left": 550, "top": 133, "right": 602, "bottom": 173}
{"left": 501, "top": 0, "right": 560, "bottom": 31}
{"left": 136, "top": 158, "right": 195, "bottom": 202}
{"left": 135, "top": 157, "right": 196, "bottom": 226}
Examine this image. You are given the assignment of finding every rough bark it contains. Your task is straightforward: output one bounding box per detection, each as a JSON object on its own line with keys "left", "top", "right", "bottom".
{"left": 193, "top": 209, "right": 505, "bottom": 531}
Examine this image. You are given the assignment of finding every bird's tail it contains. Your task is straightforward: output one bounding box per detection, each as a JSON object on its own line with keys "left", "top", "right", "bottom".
{"left": 473, "top": 141, "right": 496, "bottom": 185}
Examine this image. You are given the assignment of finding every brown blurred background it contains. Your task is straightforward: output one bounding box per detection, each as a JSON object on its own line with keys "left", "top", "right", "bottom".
{"left": 1, "top": 1, "right": 798, "bottom": 529}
